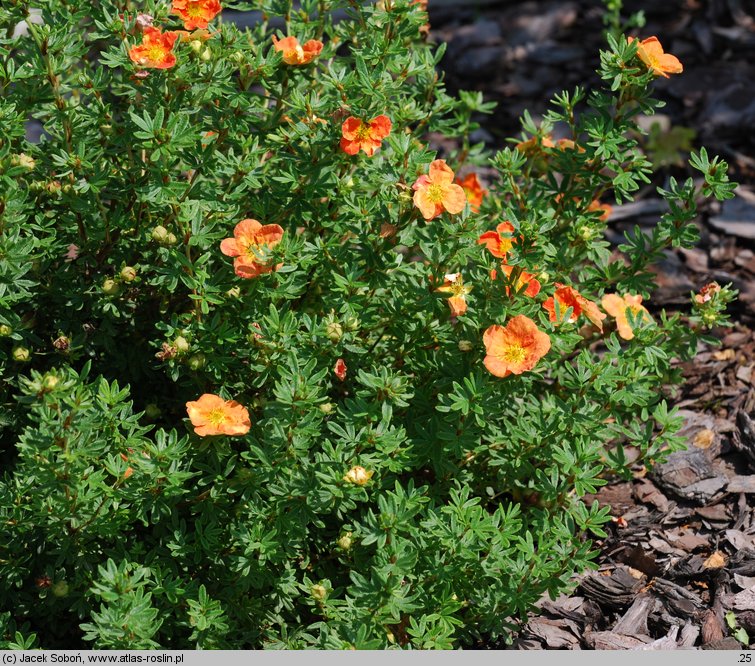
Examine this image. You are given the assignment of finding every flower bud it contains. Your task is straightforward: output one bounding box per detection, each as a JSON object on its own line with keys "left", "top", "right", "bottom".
{"left": 538, "top": 271, "right": 550, "bottom": 284}
{"left": 12, "top": 153, "right": 35, "bottom": 170}
{"left": 101, "top": 278, "right": 121, "bottom": 296}
{"left": 0, "top": 324, "right": 12, "bottom": 337}
{"left": 187, "top": 353, "right": 206, "bottom": 371}
{"left": 120, "top": 266, "right": 137, "bottom": 282}
{"left": 41, "top": 374, "right": 59, "bottom": 391}
{"left": 230, "top": 51, "right": 245, "bottom": 63}
{"left": 145, "top": 403, "right": 162, "bottom": 419}
{"left": 319, "top": 402, "right": 334, "bottom": 415}
{"left": 12, "top": 346, "right": 30, "bottom": 362}
{"left": 226, "top": 286, "right": 241, "bottom": 299}
{"left": 310, "top": 584, "right": 328, "bottom": 602}
{"left": 190, "top": 39, "right": 203, "bottom": 54}
{"left": 173, "top": 336, "right": 190, "bottom": 354}
{"left": 166, "top": 232, "right": 178, "bottom": 245}
{"left": 344, "top": 317, "right": 360, "bottom": 332}
{"left": 46, "top": 181, "right": 62, "bottom": 195}
{"left": 151, "top": 225, "right": 169, "bottom": 243}
{"left": 578, "top": 225, "right": 593, "bottom": 241}
{"left": 326, "top": 322, "right": 343, "bottom": 343}
{"left": 53, "top": 335, "right": 70, "bottom": 352}
{"left": 343, "top": 465, "right": 373, "bottom": 486}
{"left": 51, "top": 580, "right": 69, "bottom": 597}
{"left": 458, "top": 340, "right": 474, "bottom": 352}
{"left": 200, "top": 47, "right": 212, "bottom": 62}
{"left": 337, "top": 532, "right": 353, "bottom": 550}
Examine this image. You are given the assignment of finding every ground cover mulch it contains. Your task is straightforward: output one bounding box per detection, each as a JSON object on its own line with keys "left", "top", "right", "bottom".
{"left": 427, "top": 0, "right": 755, "bottom": 649}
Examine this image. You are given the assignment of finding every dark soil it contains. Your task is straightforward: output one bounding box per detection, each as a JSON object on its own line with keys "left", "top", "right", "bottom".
{"left": 428, "top": 0, "right": 755, "bottom": 650}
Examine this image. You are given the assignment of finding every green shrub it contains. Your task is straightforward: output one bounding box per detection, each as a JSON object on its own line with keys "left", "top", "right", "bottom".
{"left": 0, "top": 0, "right": 736, "bottom": 649}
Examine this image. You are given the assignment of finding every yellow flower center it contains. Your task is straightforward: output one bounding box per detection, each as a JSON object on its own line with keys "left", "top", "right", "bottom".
{"left": 426, "top": 184, "right": 445, "bottom": 204}
{"left": 241, "top": 238, "right": 265, "bottom": 262}
{"left": 206, "top": 409, "right": 228, "bottom": 426}
{"left": 147, "top": 45, "right": 167, "bottom": 61}
{"left": 187, "top": 3, "right": 205, "bottom": 18}
{"left": 501, "top": 344, "right": 526, "bottom": 364}
{"left": 354, "top": 123, "right": 371, "bottom": 140}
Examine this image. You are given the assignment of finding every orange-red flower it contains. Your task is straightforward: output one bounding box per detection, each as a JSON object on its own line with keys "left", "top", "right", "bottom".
{"left": 515, "top": 134, "right": 555, "bottom": 155}
{"left": 492, "top": 264, "right": 541, "bottom": 298}
{"left": 588, "top": 199, "right": 612, "bottom": 222}
{"left": 455, "top": 172, "right": 487, "bottom": 213}
{"left": 543, "top": 284, "right": 605, "bottom": 331}
{"left": 340, "top": 115, "right": 392, "bottom": 156}
{"left": 119, "top": 452, "right": 134, "bottom": 480}
{"left": 220, "top": 219, "right": 284, "bottom": 279}
{"left": 171, "top": 0, "right": 221, "bottom": 31}
{"left": 601, "top": 293, "right": 652, "bottom": 340}
{"left": 128, "top": 27, "right": 179, "bottom": 69}
{"left": 412, "top": 160, "right": 467, "bottom": 221}
{"left": 185, "top": 393, "right": 251, "bottom": 437}
{"left": 628, "top": 36, "right": 683, "bottom": 78}
{"left": 478, "top": 221, "right": 516, "bottom": 259}
{"left": 435, "top": 272, "right": 472, "bottom": 317}
{"left": 272, "top": 34, "right": 323, "bottom": 65}
{"left": 483, "top": 315, "right": 551, "bottom": 378}
{"left": 334, "top": 358, "right": 347, "bottom": 381}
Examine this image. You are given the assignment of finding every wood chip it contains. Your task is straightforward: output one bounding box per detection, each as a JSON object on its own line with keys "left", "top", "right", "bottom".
{"left": 613, "top": 594, "right": 655, "bottom": 635}
{"left": 585, "top": 631, "right": 653, "bottom": 650}
{"left": 701, "top": 609, "right": 725, "bottom": 644}
{"left": 727, "top": 476, "right": 755, "bottom": 493}
{"left": 726, "top": 530, "right": 755, "bottom": 550}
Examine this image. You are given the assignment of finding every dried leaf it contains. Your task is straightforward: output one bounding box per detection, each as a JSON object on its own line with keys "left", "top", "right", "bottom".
{"left": 703, "top": 551, "right": 727, "bottom": 569}
{"left": 693, "top": 429, "right": 715, "bottom": 449}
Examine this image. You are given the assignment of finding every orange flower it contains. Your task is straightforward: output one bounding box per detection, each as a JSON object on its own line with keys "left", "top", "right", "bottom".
{"left": 220, "top": 219, "right": 284, "bottom": 279}
{"left": 435, "top": 272, "right": 472, "bottom": 317}
{"left": 334, "top": 358, "right": 347, "bottom": 381}
{"left": 119, "top": 452, "right": 134, "bottom": 480}
{"left": 543, "top": 283, "right": 605, "bottom": 331}
{"left": 185, "top": 393, "right": 251, "bottom": 437}
{"left": 477, "top": 221, "right": 516, "bottom": 259}
{"left": 272, "top": 34, "right": 323, "bottom": 65}
{"left": 171, "top": 0, "right": 221, "bottom": 31}
{"left": 515, "top": 134, "right": 555, "bottom": 155}
{"left": 628, "top": 36, "right": 683, "bottom": 78}
{"left": 455, "top": 172, "right": 487, "bottom": 213}
{"left": 340, "top": 115, "right": 392, "bottom": 156}
{"left": 483, "top": 315, "right": 551, "bottom": 378}
{"left": 412, "top": 160, "right": 467, "bottom": 221}
{"left": 551, "top": 138, "right": 585, "bottom": 153}
{"left": 492, "top": 264, "right": 541, "bottom": 298}
{"left": 601, "top": 293, "right": 652, "bottom": 340}
{"left": 588, "top": 199, "right": 612, "bottom": 222}
{"left": 128, "top": 27, "right": 179, "bottom": 69}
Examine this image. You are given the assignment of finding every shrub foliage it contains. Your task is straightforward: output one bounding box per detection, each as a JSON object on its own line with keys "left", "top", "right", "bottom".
{"left": 0, "top": 0, "right": 736, "bottom": 649}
